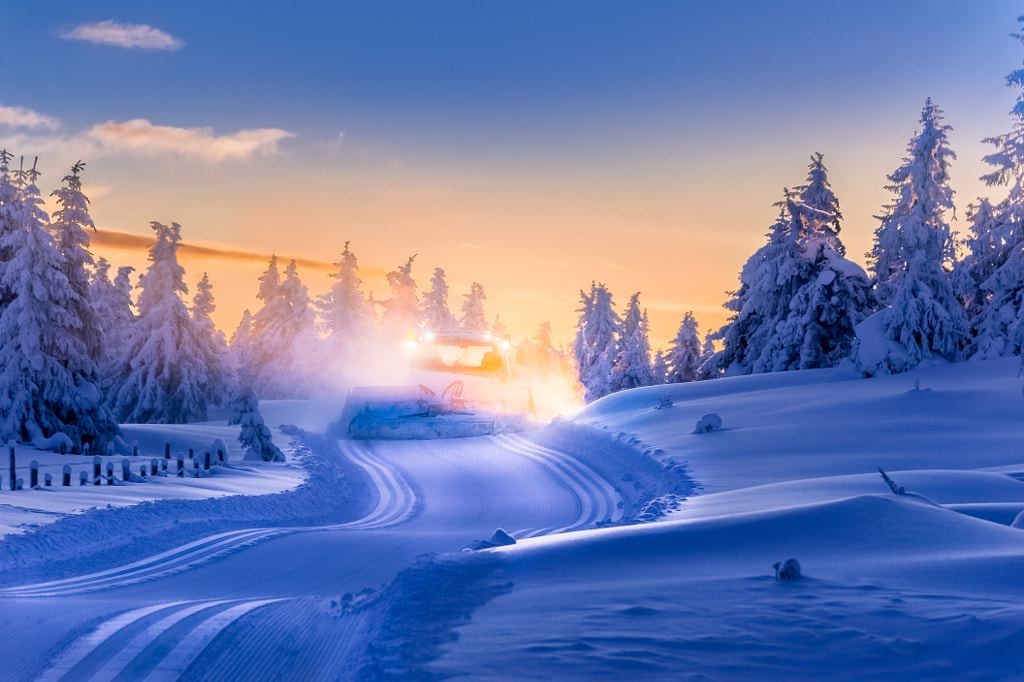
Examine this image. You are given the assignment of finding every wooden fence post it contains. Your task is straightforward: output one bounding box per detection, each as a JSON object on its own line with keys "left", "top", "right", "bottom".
{"left": 203, "top": 449, "right": 211, "bottom": 471}
{"left": 93, "top": 455, "right": 101, "bottom": 485}
{"left": 30, "top": 460, "right": 38, "bottom": 489}
{"left": 44, "top": 473, "right": 52, "bottom": 487}
{"left": 8, "top": 442, "right": 15, "bottom": 492}
{"left": 151, "top": 458, "right": 158, "bottom": 476}
{"left": 79, "top": 471, "right": 88, "bottom": 486}
{"left": 164, "top": 439, "right": 171, "bottom": 460}
{"left": 105, "top": 461, "right": 114, "bottom": 485}
{"left": 176, "top": 452, "right": 184, "bottom": 476}
{"left": 122, "top": 459, "right": 131, "bottom": 482}
{"left": 132, "top": 441, "right": 139, "bottom": 457}
{"left": 62, "top": 464, "right": 71, "bottom": 486}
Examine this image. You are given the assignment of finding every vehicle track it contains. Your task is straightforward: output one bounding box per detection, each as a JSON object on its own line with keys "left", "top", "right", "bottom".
{"left": 491, "top": 433, "right": 622, "bottom": 537}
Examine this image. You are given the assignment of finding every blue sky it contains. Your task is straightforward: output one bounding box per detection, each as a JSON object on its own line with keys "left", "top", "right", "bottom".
{"left": 2, "top": 1, "right": 1023, "bottom": 342}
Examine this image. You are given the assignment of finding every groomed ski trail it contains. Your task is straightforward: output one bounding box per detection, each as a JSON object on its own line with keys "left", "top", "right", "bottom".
{"left": 0, "top": 441, "right": 415, "bottom": 598}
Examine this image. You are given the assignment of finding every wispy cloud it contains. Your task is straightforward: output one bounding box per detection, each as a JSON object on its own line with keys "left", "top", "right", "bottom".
{"left": 0, "top": 105, "right": 59, "bottom": 130}
{"left": 86, "top": 119, "right": 294, "bottom": 162}
{"left": 60, "top": 20, "right": 183, "bottom": 51}
{"left": 91, "top": 228, "right": 388, "bottom": 278}
{"left": 458, "top": 243, "right": 484, "bottom": 250}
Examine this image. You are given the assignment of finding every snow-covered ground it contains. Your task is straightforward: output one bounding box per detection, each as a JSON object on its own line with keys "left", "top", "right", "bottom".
{"left": 2, "top": 359, "right": 1024, "bottom": 679}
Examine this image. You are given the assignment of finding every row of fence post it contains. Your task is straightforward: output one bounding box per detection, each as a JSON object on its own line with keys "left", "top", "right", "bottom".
{"left": 2, "top": 440, "right": 228, "bottom": 490}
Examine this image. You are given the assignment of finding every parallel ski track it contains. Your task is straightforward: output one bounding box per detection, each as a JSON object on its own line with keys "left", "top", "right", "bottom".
{"left": 491, "top": 433, "right": 622, "bottom": 538}
{"left": 35, "top": 598, "right": 282, "bottom": 682}
{"left": 0, "top": 441, "right": 415, "bottom": 598}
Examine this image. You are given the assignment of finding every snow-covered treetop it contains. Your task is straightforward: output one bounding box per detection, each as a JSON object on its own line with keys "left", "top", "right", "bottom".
{"left": 421, "top": 266, "right": 456, "bottom": 331}
{"left": 981, "top": 17, "right": 1024, "bottom": 198}
{"left": 872, "top": 99, "right": 957, "bottom": 284}
{"left": 460, "top": 281, "right": 488, "bottom": 331}
{"left": 137, "top": 222, "right": 187, "bottom": 317}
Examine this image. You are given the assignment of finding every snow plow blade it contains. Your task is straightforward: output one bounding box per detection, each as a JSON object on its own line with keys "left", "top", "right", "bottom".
{"left": 338, "top": 386, "right": 527, "bottom": 440}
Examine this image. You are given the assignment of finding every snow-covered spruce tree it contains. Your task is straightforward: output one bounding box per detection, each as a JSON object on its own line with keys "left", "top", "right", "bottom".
{"left": 229, "top": 309, "right": 258, "bottom": 385}
{"left": 460, "top": 282, "right": 488, "bottom": 332}
{"left": 420, "top": 267, "right": 456, "bottom": 332}
{"left": 0, "top": 158, "right": 118, "bottom": 449}
{"left": 490, "top": 313, "right": 507, "bottom": 341}
{"left": 112, "top": 222, "right": 221, "bottom": 423}
{"left": 319, "top": 241, "right": 374, "bottom": 355}
{"left": 230, "top": 384, "right": 284, "bottom": 462}
{"left": 665, "top": 311, "right": 704, "bottom": 383}
{"left": 714, "top": 158, "right": 872, "bottom": 376}
{"left": 796, "top": 152, "right": 845, "bottom": 256}
{"left": 191, "top": 273, "right": 230, "bottom": 405}
{"left": 90, "top": 258, "right": 136, "bottom": 392}
{"left": 611, "top": 292, "right": 654, "bottom": 391}
{"left": 0, "top": 150, "right": 21, "bottom": 312}
{"left": 251, "top": 257, "right": 321, "bottom": 398}
{"left": 379, "top": 255, "right": 420, "bottom": 339}
{"left": 573, "top": 282, "right": 620, "bottom": 402}
{"left": 955, "top": 22, "right": 1024, "bottom": 358}
{"left": 854, "top": 100, "right": 967, "bottom": 375}
{"left": 50, "top": 161, "right": 103, "bottom": 363}
{"left": 650, "top": 350, "right": 668, "bottom": 385}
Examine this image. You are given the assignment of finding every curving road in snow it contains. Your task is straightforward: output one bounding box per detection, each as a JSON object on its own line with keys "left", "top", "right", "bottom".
{"left": 3, "top": 431, "right": 623, "bottom": 681}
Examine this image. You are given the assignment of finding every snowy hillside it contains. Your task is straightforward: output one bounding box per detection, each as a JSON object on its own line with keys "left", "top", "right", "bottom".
{"left": 2, "top": 359, "right": 1024, "bottom": 679}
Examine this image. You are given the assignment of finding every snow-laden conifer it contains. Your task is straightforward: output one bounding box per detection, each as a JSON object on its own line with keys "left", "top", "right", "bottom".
{"left": 112, "top": 222, "right": 220, "bottom": 423}
{"left": 460, "top": 282, "right": 488, "bottom": 332}
{"left": 574, "top": 282, "right": 620, "bottom": 402}
{"left": 650, "top": 350, "right": 668, "bottom": 385}
{"left": 715, "top": 156, "right": 872, "bottom": 375}
{"left": 955, "top": 22, "right": 1024, "bottom": 358}
{"left": 380, "top": 255, "right": 420, "bottom": 339}
{"left": 251, "top": 258, "right": 321, "bottom": 398}
{"left": 665, "top": 312, "right": 704, "bottom": 383}
{"left": 91, "top": 260, "right": 135, "bottom": 393}
{"left": 854, "top": 100, "right": 967, "bottom": 374}
{"left": 229, "top": 310, "right": 259, "bottom": 386}
{"left": 230, "top": 385, "right": 284, "bottom": 462}
{"left": 191, "top": 273, "right": 230, "bottom": 405}
{"left": 0, "top": 158, "right": 118, "bottom": 448}
{"left": 611, "top": 293, "right": 654, "bottom": 391}
{"left": 320, "top": 241, "right": 374, "bottom": 351}
{"left": 420, "top": 267, "right": 456, "bottom": 332}
{"left": 50, "top": 161, "right": 102, "bottom": 361}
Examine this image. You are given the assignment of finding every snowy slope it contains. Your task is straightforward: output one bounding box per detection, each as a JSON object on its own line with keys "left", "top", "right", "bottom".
{"left": 4, "top": 359, "right": 1024, "bottom": 679}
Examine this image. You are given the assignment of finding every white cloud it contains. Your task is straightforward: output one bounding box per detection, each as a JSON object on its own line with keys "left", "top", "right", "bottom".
{"left": 85, "top": 119, "right": 294, "bottom": 162}
{"left": 60, "top": 20, "right": 184, "bottom": 51}
{"left": 0, "top": 105, "right": 59, "bottom": 130}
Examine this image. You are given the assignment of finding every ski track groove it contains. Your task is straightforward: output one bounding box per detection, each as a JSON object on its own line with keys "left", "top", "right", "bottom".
{"left": 36, "top": 602, "right": 190, "bottom": 682}
{"left": 492, "top": 433, "right": 623, "bottom": 539}
{"left": 141, "top": 599, "right": 281, "bottom": 682}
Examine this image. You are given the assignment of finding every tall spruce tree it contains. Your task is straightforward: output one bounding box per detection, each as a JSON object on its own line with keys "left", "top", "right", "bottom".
{"left": 380, "top": 255, "right": 420, "bottom": 339}
{"left": 854, "top": 100, "right": 967, "bottom": 374}
{"left": 320, "top": 241, "right": 374, "bottom": 352}
{"left": 0, "top": 158, "right": 118, "bottom": 448}
{"left": 574, "top": 282, "right": 620, "bottom": 402}
{"left": 956, "top": 21, "right": 1024, "bottom": 358}
{"left": 112, "top": 222, "right": 219, "bottom": 423}
{"left": 611, "top": 292, "right": 654, "bottom": 391}
{"left": 665, "top": 312, "right": 704, "bottom": 383}
{"left": 460, "top": 282, "right": 488, "bottom": 332}
{"left": 715, "top": 157, "right": 872, "bottom": 375}
{"left": 421, "top": 267, "right": 456, "bottom": 332}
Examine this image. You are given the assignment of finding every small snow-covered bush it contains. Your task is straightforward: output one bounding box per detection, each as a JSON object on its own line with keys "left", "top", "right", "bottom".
{"left": 774, "top": 558, "right": 801, "bottom": 580}
{"left": 694, "top": 413, "right": 722, "bottom": 433}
